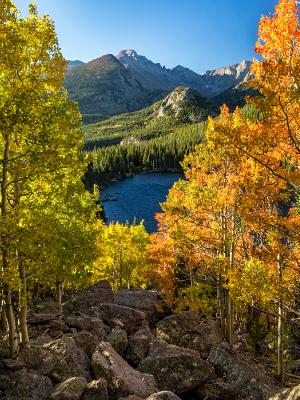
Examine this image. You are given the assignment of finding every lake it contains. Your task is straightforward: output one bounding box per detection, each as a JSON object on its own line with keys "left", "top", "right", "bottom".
{"left": 101, "top": 172, "right": 183, "bottom": 232}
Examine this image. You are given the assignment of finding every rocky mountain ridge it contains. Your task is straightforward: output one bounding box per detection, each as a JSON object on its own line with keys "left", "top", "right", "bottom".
{"left": 64, "top": 50, "right": 251, "bottom": 121}
{"left": 116, "top": 49, "right": 251, "bottom": 98}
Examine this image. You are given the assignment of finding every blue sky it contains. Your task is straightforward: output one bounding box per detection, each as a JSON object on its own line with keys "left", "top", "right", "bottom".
{"left": 15, "top": 0, "right": 277, "bottom": 73}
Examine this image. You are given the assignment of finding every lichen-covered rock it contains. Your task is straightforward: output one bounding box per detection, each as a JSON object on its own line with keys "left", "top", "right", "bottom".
{"left": 71, "top": 331, "right": 100, "bottom": 358}
{"left": 81, "top": 379, "right": 109, "bottom": 400}
{"left": 51, "top": 376, "right": 87, "bottom": 399}
{"left": 98, "top": 304, "right": 146, "bottom": 334}
{"left": 64, "top": 281, "right": 114, "bottom": 315}
{"left": 138, "top": 341, "right": 213, "bottom": 394}
{"left": 156, "top": 312, "right": 222, "bottom": 358}
{"left": 208, "top": 343, "right": 278, "bottom": 399}
{"left": 65, "top": 314, "right": 107, "bottom": 339}
{"left": 114, "top": 289, "right": 163, "bottom": 324}
{"left": 43, "top": 335, "right": 91, "bottom": 381}
{"left": 18, "top": 345, "right": 58, "bottom": 375}
{"left": 146, "top": 392, "right": 181, "bottom": 400}
{"left": 91, "top": 341, "right": 157, "bottom": 399}
{"left": 107, "top": 326, "right": 128, "bottom": 355}
{"left": 196, "top": 379, "right": 238, "bottom": 400}
{"left": 269, "top": 384, "right": 300, "bottom": 400}
{"left": 0, "top": 368, "right": 53, "bottom": 400}
{"left": 125, "top": 325, "right": 154, "bottom": 366}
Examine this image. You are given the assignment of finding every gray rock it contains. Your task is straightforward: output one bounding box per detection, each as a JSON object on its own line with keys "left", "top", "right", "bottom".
{"left": 98, "top": 303, "right": 146, "bottom": 334}
{"left": 146, "top": 392, "right": 181, "bottom": 400}
{"left": 208, "top": 343, "right": 278, "bottom": 399}
{"left": 91, "top": 341, "right": 157, "bottom": 399}
{"left": 18, "top": 345, "right": 58, "bottom": 375}
{"left": 43, "top": 335, "right": 91, "bottom": 381}
{"left": 32, "top": 334, "right": 53, "bottom": 346}
{"left": 269, "top": 385, "right": 300, "bottom": 400}
{"left": 107, "top": 326, "right": 128, "bottom": 355}
{"left": 114, "top": 289, "right": 163, "bottom": 324}
{"left": 65, "top": 314, "right": 107, "bottom": 339}
{"left": 120, "top": 397, "right": 144, "bottom": 400}
{"left": 51, "top": 377, "right": 87, "bottom": 400}
{"left": 2, "top": 359, "right": 27, "bottom": 370}
{"left": 81, "top": 379, "right": 109, "bottom": 400}
{"left": 138, "top": 341, "right": 213, "bottom": 394}
{"left": 125, "top": 325, "right": 154, "bottom": 366}
{"left": 156, "top": 312, "right": 222, "bottom": 358}
{"left": 0, "top": 368, "right": 53, "bottom": 400}
{"left": 197, "top": 379, "right": 238, "bottom": 400}
{"left": 27, "top": 313, "right": 61, "bottom": 325}
{"left": 64, "top": 281, "right": 114, "bottom": 315}
{"left": 71, "top": 331, "right": 100, "bottom": 358}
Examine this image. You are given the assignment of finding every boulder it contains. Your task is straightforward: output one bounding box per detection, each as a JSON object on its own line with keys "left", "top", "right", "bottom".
{"left": 27, "top": 313, "right": 61, "bottom": 325}
{"left": 43, "top": 335, "right": 91, "bottom": 381}
{"left": 98, "top": 303, "right": 146, "bottom": 334}
{"left": 0, "top": 368, "right": 53, "bottom": 400}
{"left": 269, "top": 385, "right": 300, "bottom": 400}
{"left": 107, "top": 326, "right": 128, "bottom": 355}
{"left": 64, "top": 281, "right": 114, "bottom": 315}
{"left": 18, "top": 345, "right": 58, "bottom": 376}
{"left": 138, "top": 341, "right": 213, "bottom": 394}
{"left": 72, "top": 331, "right": 100, "bottom": 358}
{"left": 156, "top": 312, "right": 222, "bottom": 358}
{"left": 208, "top": 343, "right": 278, "bottom": 399}
{"left": 51, "top": 377, "right": 87, "bottom": 400}
{"left": 120, "top": 397, "right": 144, "bottom": 400}
{"left": 196, "top": 379, "right": 238, "bottom": 400}
{"left": 1, "top": 359, "right": 27, "bottom": 370}
{"left": 65, "top": 314, "right": 108, "bottom": 339}
{"left": 81, "top": 379, "right": 109, "bottom": 400}
{"left": 91, "top": 341, "right": 157, "bottom": 399}
{"left": 32, "top": 334, "right": 53, "bottom": 346}
{"left": 125, "top": 325, "right": 154, "bottom": 366}
{"left": 146, "top": 392, "right": 181, "bottom": 400}
{"left": 114, "top": 289, "right": 163, "bottom": 324}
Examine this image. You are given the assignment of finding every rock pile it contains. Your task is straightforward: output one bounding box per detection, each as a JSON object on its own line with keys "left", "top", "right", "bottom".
{"left": 0, "top": 281, "right": 285, "bottom": 399}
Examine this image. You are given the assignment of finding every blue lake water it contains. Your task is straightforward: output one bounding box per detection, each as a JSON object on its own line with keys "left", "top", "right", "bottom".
{"left": 101, "top": 172, "right": 183, "bottom": 232}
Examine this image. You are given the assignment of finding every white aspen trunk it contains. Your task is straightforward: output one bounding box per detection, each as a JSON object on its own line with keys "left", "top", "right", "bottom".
{"left": 1, "top": 137, "right": 19, "bottom": 356}
{"left": 18, "top": 262, "right": 29, "bottom": 348}
{"left": 57, "top": 282, "right": 63, "bottom": 318}
{"left": 277, "top": 253, "right": 284, "bottom": 384}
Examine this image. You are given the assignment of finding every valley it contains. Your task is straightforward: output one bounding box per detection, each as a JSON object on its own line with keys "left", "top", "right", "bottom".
{"left": 68, "top": 52, "right": 260, "bottom": 229}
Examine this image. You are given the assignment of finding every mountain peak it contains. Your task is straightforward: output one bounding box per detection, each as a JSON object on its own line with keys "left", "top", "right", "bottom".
{"left": 116, "top": 49, "right": 138, "bottom": 59}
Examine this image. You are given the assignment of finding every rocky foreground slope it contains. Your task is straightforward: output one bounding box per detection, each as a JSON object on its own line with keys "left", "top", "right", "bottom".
{"left": 0, "top": 281, "right": 296, "bottom": 400}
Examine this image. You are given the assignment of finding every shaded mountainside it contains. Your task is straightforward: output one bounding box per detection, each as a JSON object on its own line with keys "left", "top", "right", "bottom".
{"left": 64, "top": 54, "right": 164, "bottom": 122}
{"left": 84, "top": 86, "right": 216, "bottom": 150}
{"left": 83, "top": 87, "right": 262, "bottom": 185}
{"left": 66, "top": 59, "right": 85, "bottom": 71}
{"left": 65, "top": 50, "right": 251, "bottom": 121}
{"left": 212, "top": 81, "right": 259, "bottom": 110}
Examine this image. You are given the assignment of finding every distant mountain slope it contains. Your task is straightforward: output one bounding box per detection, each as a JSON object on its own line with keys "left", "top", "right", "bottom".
{"left": 84, "top": 86, "right": 216, "bottom": 150}
{"left": 64, "top": 54, "right": 164, "bottom": 120}
{"left": 65, "top": 50, "right": 251, "bottom": 121}
{"left": 212, "top": 81, "right": 258, "bottom": 110}
{"left": 66, "top": 60, "right": 85, "bottom": 71}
